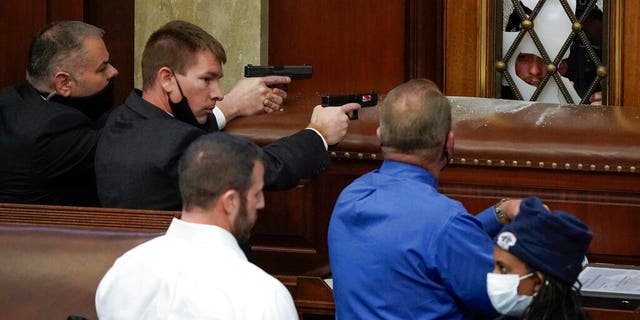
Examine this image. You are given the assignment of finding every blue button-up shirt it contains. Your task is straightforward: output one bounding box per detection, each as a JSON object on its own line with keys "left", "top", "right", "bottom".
{"left": 328, "top": 160, "right": 502, "bottom": 319}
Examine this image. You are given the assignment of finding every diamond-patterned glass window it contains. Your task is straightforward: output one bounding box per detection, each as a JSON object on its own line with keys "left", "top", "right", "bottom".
{"left": 497, "top": 0, "right": 606, "bottom": 105}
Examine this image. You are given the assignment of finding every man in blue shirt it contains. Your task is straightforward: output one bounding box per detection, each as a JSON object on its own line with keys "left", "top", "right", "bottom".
{"left": 328, "top": 79, "right": 522, "bottom": 319}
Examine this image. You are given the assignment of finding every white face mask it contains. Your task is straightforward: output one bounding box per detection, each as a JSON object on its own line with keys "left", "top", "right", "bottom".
{"left": 486, "top": 272, "right": 535, "bottom": 316}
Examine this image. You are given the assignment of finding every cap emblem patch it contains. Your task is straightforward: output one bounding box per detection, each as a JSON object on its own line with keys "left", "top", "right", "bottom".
{"left": 497, "top": 231, "right": 517, "bottom": 250}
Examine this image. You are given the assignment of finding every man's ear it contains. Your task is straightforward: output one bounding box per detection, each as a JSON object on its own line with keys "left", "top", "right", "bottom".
{"left": 445, "top": 130, "right": 455, "bottom": 159}
{"left": 376, "top": 126, "right": 382, "bottom": 145}
{"left": 53, "top": 71, "right": 72, "bottom": 97}
{"left": 158, "top": 67, "right": 176, "bottom": 93}
{"left": 221, "top": 189, "right": 241, "bottom": 223}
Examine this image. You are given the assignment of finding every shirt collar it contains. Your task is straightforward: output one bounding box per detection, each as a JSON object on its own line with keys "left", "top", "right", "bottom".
{"left": 127, "top": 89, "right": 176, "bottom": 120}
{"left": 165, "top": 218, "right": 247, "bottom": 260}
{"left": 379, "top": 160, "right": 438, "bottom": 188}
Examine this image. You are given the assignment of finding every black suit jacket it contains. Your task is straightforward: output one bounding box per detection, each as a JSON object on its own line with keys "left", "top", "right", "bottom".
{"left": 0, "top": 84, "right": 99, "bottom": 205}
{"left": 95, "top": 90, "right": 330, "bottom": 210}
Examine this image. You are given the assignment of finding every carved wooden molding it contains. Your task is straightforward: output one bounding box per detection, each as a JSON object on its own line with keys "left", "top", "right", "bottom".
{"left": 0, "top": 203, "right": 178, "bottom": 232}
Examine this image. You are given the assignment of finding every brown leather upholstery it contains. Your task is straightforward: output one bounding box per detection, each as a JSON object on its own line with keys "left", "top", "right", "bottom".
{"left": 0, "top": 203, "right": 176, "bottom": 320}
{"left": 448, "top": 97, "right": 640, "bottom": 173}
{"left": 227, "top": 94, "right": 640, "bottom": 173}
{"left": 0, "top": 226, "right": 160, "bottom": 319}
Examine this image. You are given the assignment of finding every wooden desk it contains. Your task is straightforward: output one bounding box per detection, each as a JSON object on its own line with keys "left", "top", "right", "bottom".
{"left": 286, "top": 274, "right": 640, "bottom": 319}
{"left": 227, "top": 95, "right": 640, "bottom": 270}
{"left": 225, "top": 94, "right": 640, "bottom": 319}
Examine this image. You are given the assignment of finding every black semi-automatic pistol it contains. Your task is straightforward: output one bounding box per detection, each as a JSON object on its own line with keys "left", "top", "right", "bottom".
{"left": 244, "top": 64, "right": 312, "bottom": 79}
{"left": 321, "top": 92, "right": 378, "bottom": 120}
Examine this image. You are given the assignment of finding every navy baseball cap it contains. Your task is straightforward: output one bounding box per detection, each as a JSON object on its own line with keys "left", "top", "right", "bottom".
{"left": 495, "top": 197, "right": 593, "bottom": 284}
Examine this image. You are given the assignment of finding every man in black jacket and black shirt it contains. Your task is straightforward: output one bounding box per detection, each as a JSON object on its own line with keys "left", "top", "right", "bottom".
{"left": 0, "top": 21, "right": 118, "bottom": 206}
{"left": 95, "top": 20, "right": 359, "bottom": 210}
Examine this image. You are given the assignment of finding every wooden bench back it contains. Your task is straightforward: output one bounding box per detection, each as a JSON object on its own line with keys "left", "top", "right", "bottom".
{"left": 0, "top": 203, "right": 178, "bottom": 319}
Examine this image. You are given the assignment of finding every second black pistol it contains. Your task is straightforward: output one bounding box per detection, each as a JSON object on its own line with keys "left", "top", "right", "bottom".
{"left": 321, "top": 92, "right": 378, "bottom": 120}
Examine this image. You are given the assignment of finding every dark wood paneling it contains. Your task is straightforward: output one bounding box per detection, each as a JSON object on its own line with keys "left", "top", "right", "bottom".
{"left": 622, "top": 2, "right": 640, "bottom": 107}
{"left": 47, "top": 0, "right": 84, "bottom": 21}
{"left": 0, "top": 0, "right": 47, "bottom": 88}
{"left": 587, "top": 308, "right": 640, "bottom": 320}
{"left": 440, "top": 166, "right": 640, "bottom": 265}
{"left": 406, "top": 0, "right": 444, "bottom": 88}
{"left": 268, "top": 0, "right": 406, "bottom": 95}
{"left": 443, "top": 0, "right": 482, "bottom": 96}
{"left": 84, "top": 0, "right": 135, "bottom": 106}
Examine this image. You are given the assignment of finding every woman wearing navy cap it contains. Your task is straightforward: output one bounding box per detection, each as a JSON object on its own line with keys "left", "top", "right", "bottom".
{"left": 487, "top": 197, "right": 593, "bottom": 319}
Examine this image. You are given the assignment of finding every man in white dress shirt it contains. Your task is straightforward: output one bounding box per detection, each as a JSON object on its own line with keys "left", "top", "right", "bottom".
{"left": 95, "top": 132, "right": 298, "bottom": 319}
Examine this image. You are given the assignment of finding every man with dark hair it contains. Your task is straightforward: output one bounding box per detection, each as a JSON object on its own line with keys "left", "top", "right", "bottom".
{"left": 328, "top": 79, "right": 522, "bottom": 319}
{"left": 96, "top": 132, "right": 298, "bottom": 319}
{"left": 0, "top": 21, "right": 119, "bottom": 206}
{"left": 95, "top": 20, "right": 359, "bottom": 210}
